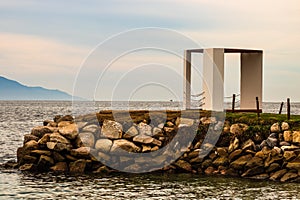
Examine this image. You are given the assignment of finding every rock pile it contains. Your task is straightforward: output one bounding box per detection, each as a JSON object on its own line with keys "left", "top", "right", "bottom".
{"left": 15, "top": 112, "right": 300, "bottom": 182}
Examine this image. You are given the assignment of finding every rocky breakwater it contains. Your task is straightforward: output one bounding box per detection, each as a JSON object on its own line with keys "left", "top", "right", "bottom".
{"left": 13, "top": 111, "right": 300, "bottom": 182}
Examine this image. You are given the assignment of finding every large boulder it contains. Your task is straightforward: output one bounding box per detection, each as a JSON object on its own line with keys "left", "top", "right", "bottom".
{"left": 101, "top": 120, "right": 123, "bottom": 139}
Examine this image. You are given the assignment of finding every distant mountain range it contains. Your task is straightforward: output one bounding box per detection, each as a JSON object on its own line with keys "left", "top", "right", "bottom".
{"left": 0, "top": 76, "right": 82, "bottom": 100}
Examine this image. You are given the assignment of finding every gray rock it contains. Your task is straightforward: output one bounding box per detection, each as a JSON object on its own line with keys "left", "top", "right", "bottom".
{"left": 78, "top": 132, "right": 95, "bottom": 147}
{"left": 101, "top": 120, "right": 123, "bottom": 139}
{"left": 95, "top": 139, "right": 113, "bottom": 152}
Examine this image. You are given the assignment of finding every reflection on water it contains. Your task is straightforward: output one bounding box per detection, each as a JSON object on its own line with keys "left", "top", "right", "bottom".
{"left": 1, "top": 171, "right": 300, "bottom": 199}
{"left": 0, "top": 101, "right": 300, "bottom": 199}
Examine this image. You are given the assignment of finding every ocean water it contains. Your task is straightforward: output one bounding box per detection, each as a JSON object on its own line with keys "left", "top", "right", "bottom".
{"left": 0, "top": 101, "right": 300, "bottom": 199}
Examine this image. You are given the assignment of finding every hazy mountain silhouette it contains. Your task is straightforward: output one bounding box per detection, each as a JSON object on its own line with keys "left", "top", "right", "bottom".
{"left": 0, "top": 76, "right": 82, "bottom": 100}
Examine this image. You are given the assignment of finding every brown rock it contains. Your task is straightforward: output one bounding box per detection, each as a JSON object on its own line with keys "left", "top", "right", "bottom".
{"left": 138, "top": 122, "right": 152, "bottom": 136}
{"left": 151, "top": 146, "right": 159, "bottom": 151}
{"left": 228, "top": 137, "right": 239, "bottom": 153}
{"left": 254, "top": 151, "right": 265, "bottom": 159}
{"left": 133, "top": 135, "right": 153, "bottom": 144}
{"left": 212, "top": 156, "right": 229, "bottom": 167}
{"left": 281, "top": 122, "right": 290, "bottom": 131}
{"left": 123, "top": 126, "right": 139, "bottom": 139}
{"left": 110, "top": 139, "right": 141, "bottom": 154}
{"left": 53, "top": 152, "right": 65, "bottom": 162}
{"left": 266, "top": 163, "right": 281, "bottom": 173}
{"left": 175, "top": 117, "right": 194, "bottom": 127}
{"left": 230, "top": 154, "right": 252, "bottom": 170}
{"left": 245, "top": 156, "right": 264, "bottom": 169}
{"left": 31, "top": 126, "right": 53, "bottom": 138}
{"left": 69, "top": 159, "right": 86, "bottom": 173}
{"left": 71, "top": 147, "right": 91, "bottom": 157}
{"left": 58, "top": 123, "right": 78, "bottom": 140}
{"left": 201, "top": 159, "right": 212, "bottom": 169}
{"left": 204, "top": 166, "right": 215, "bottom": 175}
{"left": 50, "top": 162, "right": 68, "bottom": 172}
{"left": 101, "top": 120, "right": 123, "bottom": 139}
{"left": 57, "top": 121, "right": 72, "bottom": 128}
{"left": 242, "top": 166, "right": 265, "bottom": 177}
{"left": 37, "top": 155, "right": 54, "bottom": 170}
{"left": 229, "top": 149, "right": 243, "bottom": 161}
{"left": 230, "top": 123, "right": 248, "bottom": 135}
{"left": 216, "top": 147, "right": 228, "bottom": 157}
{"left": 23, "top": 134, "right": 39, "bottom": 144}
{"left": 30, "top": 150, "right": 51, "bottom": 157}
{"left": 93, "top": 166, "right": 110, "bottom": 174}
{"left": 95, "top": 139, "right": 113, "bottom": 152}
{"left": 24, "top": 140, "right": 39, "bottom": 151}
{"left": 280, "top": 172, "right": 298, "bottom": 182}
{"left": 270, "top": 169, "right": 287, "bottom": 181}
{"left": 270, "top": 123, "right": 280, "bottom": 133}
{"left": 286, "top": 162, "right": 300, "bottom": 171}
{"left": 264, "top": 154, "right": 282, "bottom": 168}
{"left": 19, "top": 163, "right": 36, "bottom": 171}
{"left": 56, "top": 115, "right": 73, "bottom": 123}
{"left": 38, "top": 133, "right": 51, "bottom": 145}
{"left": 283, "top": 151, "right": 297, "bottom": 162}
{"left": 283, "top": 131, "right": 293, "bottom": 142}
{"left": 46, "top": 142, "right": 72, "bottom": 152}
{"left": 142, "top": 145, "right": 152, "bottom": 152}
{"left": 242, "top": 139, "right": 256, "bottom": 151}
{"left": 293, "top": 131, "right": 300, "bottom": 144}
{"left": 50, "top": 132, "right": 71, "bottom": 144}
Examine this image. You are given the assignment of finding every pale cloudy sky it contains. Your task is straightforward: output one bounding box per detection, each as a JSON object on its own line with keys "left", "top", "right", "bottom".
{"left": 0, "top": 0, "right": 299, "bottom": 101}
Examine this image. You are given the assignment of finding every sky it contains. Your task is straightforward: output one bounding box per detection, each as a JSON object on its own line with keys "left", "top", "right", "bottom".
{"left": 0, "top": 0, "right": 300, "bottom": 102}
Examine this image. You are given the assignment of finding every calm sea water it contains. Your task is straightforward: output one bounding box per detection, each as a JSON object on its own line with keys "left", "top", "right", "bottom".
{"left": 0, "top": 101, "right": 300, "bottom": 199}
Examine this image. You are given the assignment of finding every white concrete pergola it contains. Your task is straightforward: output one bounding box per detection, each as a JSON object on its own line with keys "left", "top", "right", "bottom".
{"left": 183, "top": 48, "right": 263, "bottom": 111}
